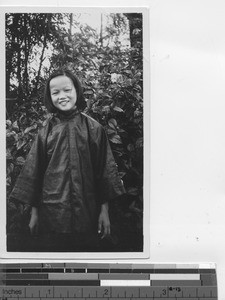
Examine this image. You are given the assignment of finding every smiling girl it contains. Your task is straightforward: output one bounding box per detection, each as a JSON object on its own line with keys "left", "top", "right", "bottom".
{"left": 10, "top": 69, "right": 125, "bottom": 252}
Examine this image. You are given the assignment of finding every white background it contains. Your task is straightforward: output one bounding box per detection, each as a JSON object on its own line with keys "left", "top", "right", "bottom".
{"left": 149, "top": 0, "right": 225, "bottom": 297}
{"left": 1, "top": 0, "right": 225, "bottom": 298}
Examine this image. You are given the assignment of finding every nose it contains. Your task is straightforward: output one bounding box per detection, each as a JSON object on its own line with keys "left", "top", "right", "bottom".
{"left": 58, "top": 91, "right": 66, "bottom": 99}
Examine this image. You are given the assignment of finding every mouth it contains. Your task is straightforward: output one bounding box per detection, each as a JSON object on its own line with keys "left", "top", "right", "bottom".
{"left": 59, "top": 100, "right": 69, "bottom": 105}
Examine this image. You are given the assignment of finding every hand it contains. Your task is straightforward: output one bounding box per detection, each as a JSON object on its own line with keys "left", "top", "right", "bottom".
{"left": 29, "top": 207, "right": 39, "bottom": 235}
{"left": 98, "top": 203, "right": 110, "bottom": 239}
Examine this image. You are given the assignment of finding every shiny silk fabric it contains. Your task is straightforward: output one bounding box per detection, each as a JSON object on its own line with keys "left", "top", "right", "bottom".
{"left": 10, "top": 111, "right": 125, "bottom": 236}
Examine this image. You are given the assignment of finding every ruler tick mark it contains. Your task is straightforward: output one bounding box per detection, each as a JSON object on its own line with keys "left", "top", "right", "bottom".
{"left": 0, "top": 263, "right": 218, "bottom": 300}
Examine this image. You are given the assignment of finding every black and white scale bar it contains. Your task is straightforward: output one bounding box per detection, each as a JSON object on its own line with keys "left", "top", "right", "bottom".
{"left": 0, "top": 285, "right": 218, "bottom": 298}
{"left": 0, "top": 263, "right": 216, "bottom": 273}
{"left": 0, "top": 273, "right": 216, "bottom": 287}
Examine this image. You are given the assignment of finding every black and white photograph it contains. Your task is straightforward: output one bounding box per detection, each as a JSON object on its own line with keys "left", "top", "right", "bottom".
{"left": 5, "top": 8, "right": 149, "bottom": 257}
{"left": 3, "top": 0, "right": 225, "bottom": 296}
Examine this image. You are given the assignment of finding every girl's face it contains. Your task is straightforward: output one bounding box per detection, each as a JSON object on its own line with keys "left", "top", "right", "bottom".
{"left": 50, "top": 75, "right": 77, "bottom": 112}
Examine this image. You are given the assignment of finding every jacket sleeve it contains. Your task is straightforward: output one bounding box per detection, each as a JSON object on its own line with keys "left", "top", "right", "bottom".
{"left": 91, "top": 125, "right": 126, "bottom": 204}
{"left": 9, "top": 126, "right": 48, "bottom": 207}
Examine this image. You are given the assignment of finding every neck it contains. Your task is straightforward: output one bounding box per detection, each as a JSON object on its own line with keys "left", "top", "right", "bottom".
{"left": 55, "top": 107, "right": 79, "bottom": 119}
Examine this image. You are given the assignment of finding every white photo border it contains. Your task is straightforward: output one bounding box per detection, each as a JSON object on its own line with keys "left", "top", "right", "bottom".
{"left": 1, "top": 5, "right": 150, "bottom": 260}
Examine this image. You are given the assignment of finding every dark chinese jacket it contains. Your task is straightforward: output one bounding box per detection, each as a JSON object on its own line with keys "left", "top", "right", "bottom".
{"left": 10, "top": 110, "right": 125, "bottom": 235}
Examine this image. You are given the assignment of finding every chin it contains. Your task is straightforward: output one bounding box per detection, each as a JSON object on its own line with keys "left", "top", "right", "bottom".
{"left": 58, "top": 106, "right": 77, "bottom": 112}
{"left": 60, "top": 107, "right": 70, "bottom": 111}
{"left": 59, "top": 106, "right": 72, "bottom": 111}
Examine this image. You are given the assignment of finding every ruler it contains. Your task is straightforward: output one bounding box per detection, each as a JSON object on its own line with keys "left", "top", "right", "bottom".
{"left": 0, "top": 263, "right": 217, "bottom": 299}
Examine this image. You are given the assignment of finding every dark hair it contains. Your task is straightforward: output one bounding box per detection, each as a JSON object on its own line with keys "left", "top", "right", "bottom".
{"left": 44, "top": 69, "right": 86, "bottom": 113}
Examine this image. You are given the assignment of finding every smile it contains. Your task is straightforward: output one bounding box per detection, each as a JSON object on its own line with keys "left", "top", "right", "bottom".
{"left": 59, "top": 100, "right": 69, "bottom": 105}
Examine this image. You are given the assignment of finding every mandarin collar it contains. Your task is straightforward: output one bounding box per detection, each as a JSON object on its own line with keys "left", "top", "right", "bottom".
{"left": 53, "top": 108, "right": 80, "bottom": 120}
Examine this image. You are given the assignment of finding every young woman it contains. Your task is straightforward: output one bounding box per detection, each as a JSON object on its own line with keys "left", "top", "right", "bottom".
{"left": 10, "top": 69, "right": 125, "bottom": 252}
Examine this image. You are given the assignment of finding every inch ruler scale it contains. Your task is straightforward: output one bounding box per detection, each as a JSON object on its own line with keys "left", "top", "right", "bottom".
{"left": 0, "top": 263, "right": 217, "bottom": 300}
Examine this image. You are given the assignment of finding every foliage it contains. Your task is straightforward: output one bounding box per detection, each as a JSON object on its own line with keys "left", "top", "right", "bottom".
{"left": 6, "top": 13, "right": 65, "bottom": 104}
{"left": 6, "top": 13, "right": 143, "bottom": 251}
{"left": 6, "top": 99, "right": 49, "bottom": 195}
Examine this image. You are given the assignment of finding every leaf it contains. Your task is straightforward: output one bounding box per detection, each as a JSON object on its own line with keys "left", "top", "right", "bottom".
{"left": 134, "top": 72, "right": 142, "bottom": 79}
{"left": 6, "top": 149, "right": 13, "bottom": 160}
{"left": 134, "top": 117, "right": 142, "bottom": 125}
{"left": 24, "top": 124, "right": 37, "bottom": 134}
{"left": 12, "top": 121, "right": 19, "bottom": 132}
{"left": 6, "top": 131, "right": 18, "bottom": 144}
{"left": 118, "top": 128, "right": 126, "bottom": 134}
{"left": 6, "top": 177, "right": 11, "bottom": 187}
{"left": 90, "top": 58, "right": 99, "bottom": 69}
{"left": 6, "top": 120, "right": 12, "bottom": 128}
{"left": 136, "top": 137, "right": 143, "bottom": 148}
{"left": 86, "top": 99, "right": 92, "bottom": 108}
{"left": 101, "top": 93, "right": 111, "bottom": 98}
{"left": 107, "top": 128, "right": 116, "bottom": 135}
{"left": 123, "top": 70, "right": 132, "bottom": 75}
{"left": 113, "top": 149, "right": 124, "bottom": 157}
{"left": 109, "top": 134, "right": 122, "bottom": 144}
{"left": 127, "top": 144, "right": 135, "bottom": 152}
{"left": 16, "top": 156, "right": 26, "bottom": 165}
{"left": 42, "top": 119, "right": 48, "bottom": 127}
{"left": 84, "top": 90, "right": 94, "bottom": 95}
{"left": 129, "top": 205, "right": 142, "bottom": 214}
{"left": 102, "top": 105, "right": 110, "bottom": 113}
{"left": 6, "top": 131, "right": 15, "bottom": 138}
{"left": 7, "top": 163, "right": 14, "bottom": 175}
{"left": 108, "top": 118, "right": 117, "bottom": 129}
{"left": 16, "top": 139, "right": 26, "bottom": 150}
{"left": 127, "top": 187, "right": 139, "bottom": 196}
{"left": 113, "top": 106, "right": 124, "bottom": 113}
{"left": 119, "top": 172, "right": 126, "bottom": 178}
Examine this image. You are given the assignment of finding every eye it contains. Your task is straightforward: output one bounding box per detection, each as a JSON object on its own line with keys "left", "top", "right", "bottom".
{"left": 65, "top": 89, "right": 71, "bottom": 92}
{"left": 51, "top": 91, "right": 58, "bottom": 95}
